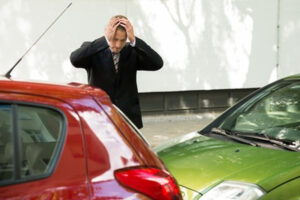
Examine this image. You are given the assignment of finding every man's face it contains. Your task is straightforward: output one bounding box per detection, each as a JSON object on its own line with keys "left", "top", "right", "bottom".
{"left": 110, "top": 29, "right": 127, "bottom": 53}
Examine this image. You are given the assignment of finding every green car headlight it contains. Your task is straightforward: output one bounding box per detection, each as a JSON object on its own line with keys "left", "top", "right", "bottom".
{"left": 200, "top": 181, "right": 265, "bottom": 200}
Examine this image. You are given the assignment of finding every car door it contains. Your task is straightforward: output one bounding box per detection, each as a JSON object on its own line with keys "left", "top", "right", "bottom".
{"left": 0, "top": 92, "right": 90, "bottom": 199}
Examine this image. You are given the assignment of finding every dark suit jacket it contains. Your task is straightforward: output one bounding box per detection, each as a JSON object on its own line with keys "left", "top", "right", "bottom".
{"left": 70, "top": 36, "right": 163, "bottom": 128}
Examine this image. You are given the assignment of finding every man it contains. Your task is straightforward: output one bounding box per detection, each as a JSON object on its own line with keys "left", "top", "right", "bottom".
{"left": 70, "top": 15, "right": 163, "bottom": 129}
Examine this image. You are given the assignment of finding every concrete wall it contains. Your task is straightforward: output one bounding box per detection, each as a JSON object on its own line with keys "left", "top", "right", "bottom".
{"left": 140, "top": 88, "right": 258, "bottom": 115}
{"left": 0, "top": 0, "right": 300, "bottom": 92}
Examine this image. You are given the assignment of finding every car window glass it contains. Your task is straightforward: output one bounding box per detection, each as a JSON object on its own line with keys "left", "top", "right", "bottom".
{"left": 0, "top": 104, "right": 64, "bottom": 184}
{"left": 219, "top": 81, "right": 300, "bottom": 142}
{"left": 19, "top": 105, "right": 64, "bottom": 177}
{"left": 0, "top": 105, "right": 13, "bottom": 181}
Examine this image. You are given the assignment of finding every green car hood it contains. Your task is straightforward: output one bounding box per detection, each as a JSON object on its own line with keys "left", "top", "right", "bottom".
{"left": 155, "top": 132, "right": 300, "bottom": 193}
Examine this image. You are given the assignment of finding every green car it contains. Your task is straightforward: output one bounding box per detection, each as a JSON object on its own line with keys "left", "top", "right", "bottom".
{"left": 155, "top": 74, "right": 300, "bottom": 200}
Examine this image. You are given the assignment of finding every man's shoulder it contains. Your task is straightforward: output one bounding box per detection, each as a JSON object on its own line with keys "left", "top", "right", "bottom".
{"left": 81, "top": 41, "right": 92, "bottom": 47}
{"left": 92, "top": 36, "right": 106, "bottom": 44}
{"left": 85, "top": 36, "right": 109, "bottom": 52}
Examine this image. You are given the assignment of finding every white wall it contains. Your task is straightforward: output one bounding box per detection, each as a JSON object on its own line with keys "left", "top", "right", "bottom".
{"left": 278, "top": 0, "right": 300, "bottom": 78}
{"left": 0, "top": 0, "right": 299, "bottom": 92}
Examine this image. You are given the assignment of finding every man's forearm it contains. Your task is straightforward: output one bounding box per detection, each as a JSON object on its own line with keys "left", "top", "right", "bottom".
{"left": 135, "top": 37, "right": 163, "bottom": 70}
{"left": 70, "top": 36, "right": 108, "bottom": 68}
{"left": 70, "top": 41, "right": 92, "bottom": 68}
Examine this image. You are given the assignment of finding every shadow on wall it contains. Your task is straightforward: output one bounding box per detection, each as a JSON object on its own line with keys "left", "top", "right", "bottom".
{"left": 134, "top": 0, "right": 279, "bottom": 91}
{"left": 1, "top": 0, "right": 297, "bottom": 91}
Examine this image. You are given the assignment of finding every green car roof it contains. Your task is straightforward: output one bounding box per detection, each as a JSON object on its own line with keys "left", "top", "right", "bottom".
{"left": 283, "top": 73, "right": 300, "bottom": 80}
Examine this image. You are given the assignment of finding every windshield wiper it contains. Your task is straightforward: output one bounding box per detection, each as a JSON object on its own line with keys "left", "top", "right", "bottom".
{"left": 233, "top": 132, "right": 300, "bottom": 152}
{"left": 211, "top": 128, "right": 259, "bottom": 147}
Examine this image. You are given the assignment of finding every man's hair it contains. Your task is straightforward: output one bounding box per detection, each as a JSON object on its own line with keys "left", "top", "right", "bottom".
{"left": 113, "top": 15, "right": 127, "bottom": 19}
{"left": 112, "top": 15, "right": 127, "bottom": 32}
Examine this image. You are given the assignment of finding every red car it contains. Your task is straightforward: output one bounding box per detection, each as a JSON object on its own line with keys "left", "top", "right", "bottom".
{"left": 0, "top": 77, "right": 182, "bottom": 200}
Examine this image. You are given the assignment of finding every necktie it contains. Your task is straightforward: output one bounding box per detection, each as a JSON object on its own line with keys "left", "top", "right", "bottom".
{"left": 112, "top": 53, "right": 120, "bottom": 72}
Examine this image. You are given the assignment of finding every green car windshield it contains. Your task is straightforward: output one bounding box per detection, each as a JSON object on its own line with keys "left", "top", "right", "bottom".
{"left": 218, "top": 80, "right": 300, "bottom": 144}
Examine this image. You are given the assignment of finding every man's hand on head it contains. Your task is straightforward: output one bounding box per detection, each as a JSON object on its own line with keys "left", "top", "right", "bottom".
{"left": 119, "top": 18, "right": 135, "bottom": 44}
{"left": 105, "top": 17, "right": 120, "bottom": 42}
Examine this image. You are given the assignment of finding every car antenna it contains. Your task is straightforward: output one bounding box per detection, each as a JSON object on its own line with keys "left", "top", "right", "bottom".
{"left": 4, "top": 2, "right": 72, "bottom": 79}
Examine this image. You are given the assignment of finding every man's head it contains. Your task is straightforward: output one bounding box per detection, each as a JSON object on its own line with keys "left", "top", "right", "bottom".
{"left": 113, "top": 15, "right": 127, "bottom": 31}
{"left": 109, "top": 15, "right": 128, "bottom": 53}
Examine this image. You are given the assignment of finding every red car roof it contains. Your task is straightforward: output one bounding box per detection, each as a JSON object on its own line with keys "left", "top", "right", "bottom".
{"left": 0, "top": 77, "right": 111, "bottom": 104}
